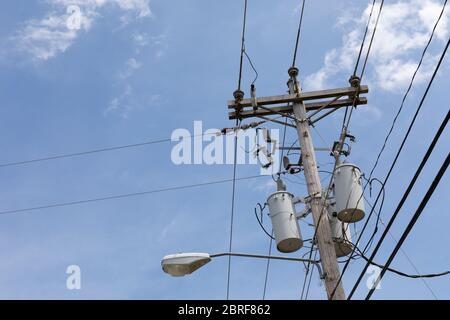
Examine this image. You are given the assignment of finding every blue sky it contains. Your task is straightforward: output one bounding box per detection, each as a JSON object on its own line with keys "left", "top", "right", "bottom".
{"left": 0, "top": 0, "right": 448, "bottom": 299}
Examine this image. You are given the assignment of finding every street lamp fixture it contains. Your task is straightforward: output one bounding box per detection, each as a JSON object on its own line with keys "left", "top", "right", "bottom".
{"left": 161, "top": 252, "right": 323, "bottom": 278}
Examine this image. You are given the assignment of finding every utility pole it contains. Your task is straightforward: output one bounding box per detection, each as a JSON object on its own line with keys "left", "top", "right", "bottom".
{"left": 228, "top": 68, "right": 368, "bottom": 300}
{"left": 287, "top": 66, "right": 345, "bottom": 300}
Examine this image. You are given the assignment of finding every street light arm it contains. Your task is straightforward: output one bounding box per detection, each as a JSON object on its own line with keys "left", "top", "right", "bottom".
{"left": 210, "top": 252, "right": 323, "bottom": 279}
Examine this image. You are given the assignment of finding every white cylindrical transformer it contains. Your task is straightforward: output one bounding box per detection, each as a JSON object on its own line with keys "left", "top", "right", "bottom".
{"left": 267, "top": 191, "right": 303, "bottom": 253}
{"left": 327, "top": 202, "right": 353, "bottom": 257}
{"left": 334, "top": 163, "right": 365, "bottom": 223}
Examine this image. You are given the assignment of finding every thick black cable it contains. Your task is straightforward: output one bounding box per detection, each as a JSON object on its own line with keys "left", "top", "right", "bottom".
{"left": 348, "top": 241, "right": 450, "bottom": 279}
{"left": 366, "top": 153, "right": 450, "bottom": 299}
{"left": 332, "top": 23, "right": 449, "bottom": 299}
{"left": 348, "top": 108, "right": 450, "bottom": 299}
{"left": 254, "top": 205, "right": 275, "bottom": 240}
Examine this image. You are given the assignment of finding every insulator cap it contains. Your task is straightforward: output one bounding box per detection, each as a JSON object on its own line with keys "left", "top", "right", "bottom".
{"left": 349, "top": 75, "right": 361, "bottom": 87}
{"left": 233, "top": 89, "right": 244, "bottom": 101}
{"left": 288, "top": 66, "right": 299, "bottom": 77}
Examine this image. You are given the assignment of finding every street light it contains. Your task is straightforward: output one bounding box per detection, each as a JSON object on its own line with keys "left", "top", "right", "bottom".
{"left": 161, "top": 253, "right": 211, "bottom": 277}
{"left": 161, "top": 252, "right": 323, "bottom": 278}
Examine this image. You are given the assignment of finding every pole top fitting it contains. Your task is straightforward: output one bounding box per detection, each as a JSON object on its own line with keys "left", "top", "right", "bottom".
{"left": 349, "top": 75, "right": 361, "bottom": 88}
{"left": 288, "top": 66, "right": 299, "bottom": 78}
{"left": 233, "top": 89, "right": 245, "bottom": 101}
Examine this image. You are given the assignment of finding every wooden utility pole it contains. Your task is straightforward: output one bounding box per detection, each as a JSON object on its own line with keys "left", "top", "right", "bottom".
{"left": 287, "top": 66, "right": 345, "bottom": 300}
{"left": 228, "top": 67, "right": 368, "bottom": 300}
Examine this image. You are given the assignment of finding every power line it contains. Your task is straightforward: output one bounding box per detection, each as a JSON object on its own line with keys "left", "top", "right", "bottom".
{"left": 237, "top": 0, "right": 248, "bottom": 91}
{"left": 262, "top": 230, "right": 273, "bottom": 300}
{"left": 261, "top": 116, "right": 287, "bottom": 298}
{"left": 263, "top": 0, "right": 306, "bottom": 295}
{"left": 366, "top": 0, "right": 448, "bottom": 182}
{"left": 366, "top": 152, "right": 450, "bottom": 299}
{"left": 348, "top": 108, "right": 450, "bottom": 299}
{"left": 0, "top": 174, "right": 264, "bottom": 216}
{"left": 305, "top": 0, "right": 383, "bottom": 278}
{"left": 359, "top": 0, "right": 384, "bottom": 80}
{"left": 344, "top": 239, "right": 450, "bottom": 280}
{"left": 301, "top": 247, "right": 317, "bottom": 300}
{"left": 342, "top": 0, "right": 383, "bottom": 131}
{"left": 0, "top": 137, "right": 171, "bottom": 168}
{"left": 0, "top": 131, "right": 224, "bottom": 169}
{"left": 292, "top": 0, "right": 306, "bottom": 67}
{"left": 331, "top": 15, "right": 449, "bottom": 299}
{"left": 354, "top": 246, "right": 450, "bottom": 280}
{"left": 364, "top": 198, "right": 439, "bottom": 298}
{"left": 226, "top": 123, "right": 240, "bottom": 300}
{"left": 0, "top": 121, "right": 280, "bottom": 170}
{"left": 228, "top": 0, "right": 249, "bottom": 299}
{"left": 352, "top": 0, "right": 376, "bottom": 76}
{"left": 312, "top": 0, "right": 384, "bottom": 300}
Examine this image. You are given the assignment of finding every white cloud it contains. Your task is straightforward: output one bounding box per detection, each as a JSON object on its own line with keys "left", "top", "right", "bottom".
{"left": 104, "top": 84, "right": 134, "bottom": 118}
{"left": 131, "top": 32, "right": 168, "bottom": 57}
{"left": 13, "top": 0, "right": 151, "bottom": 61}
{"left": 150, "top": 34, "right": 168, "bottom": 59}
{"left": 132, "top": 32, "right": 149, "bottom": 47}
{"left": 119, "top": 57, "right": 142, "bottom": 79}
{"left": 351, "top": 105, "right": 383, "bottom": 127}
{"left": 104, "top": 84, "right": 164, "bottom": 118}
{"left": 304, "top": 0, "right": 449, "bottom": 92}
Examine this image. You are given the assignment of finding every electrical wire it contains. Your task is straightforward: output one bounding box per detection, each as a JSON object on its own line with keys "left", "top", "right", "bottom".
{"left": 0, "top": 138, "right": 171, "bottom": 168}
{"left": 0, "top": 174, "right": 264, "bottom": 216}
{"left": 244, "top": 51, "right": 259, "bottom": 85}
{"left": 262, "top": 110, "right": 289, "bottom": 298}
{"left": 341, "top": 0, "right": 384, "bottom": 138}
{"left": 366, "top": 0, "right": 447, "bottom": 182}
{"left": 359, "top": 198, "right": 438, "bottom": 299}
{"left": 292, "top": 0, "right": 306, "bottom": 67}
{"left": 351, "top": 241, "right": 450, "bottom": 280}
{"left": 331, "top": 15, "right": 449, "bottom": 299}
{"left": 352, "top": 0, "right": 376, "bottom": 77}
{"left": 304, "top": 249, "right": 318, "bottom": 300}
{"left": 348, "top": 107, "right": 450, "bottom": 299}
{"left": 356, "top": 197, "right": 438, "bottom": 298}
{"left": 360, "top": 178, "right": 385, "bottom": 255}
{"left": 300, "top": 242, "right": 316, "bottom": 300}
{"left": 226, "top": 117, "right": 242, "bottom": 300}
{"left": 262, "top": 230, "right": 273, "bottom": 300}
{"left": 359, "top": 0, "right": 384, "bottom": 80}
{"left": 254, "top": 204, "right": 274, "bottom": 240}
{"left": 237, "top": 0, "right": 248, "bottom": 91}
{"left": 0, "top": 131, "right": 224, "bottom": 169}
{"left": 228, "top": 0, "right": 251, "bottom": 297}
{"left": 366, "top": 153, "right": 450, "bottom": 299}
